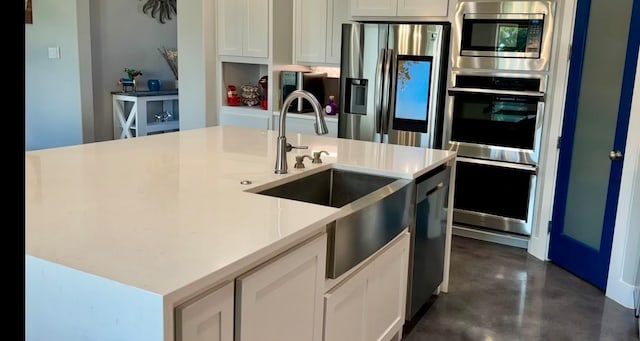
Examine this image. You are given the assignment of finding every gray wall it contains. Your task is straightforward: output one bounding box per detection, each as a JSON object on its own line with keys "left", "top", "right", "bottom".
{"left": 25, "top": 0, "right": 178, "bottom": 148}
{"left": 90, "top": 0, "right": 177, "bottom": 141}
{"left": 25, "top": 0, "right": 93, "bottom": 151}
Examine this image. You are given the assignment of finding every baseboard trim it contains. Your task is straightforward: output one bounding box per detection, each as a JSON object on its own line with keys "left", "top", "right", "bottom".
{"left": 452, "top": 225, "right": 529, "bottom": 249}
{"left": 635, "top": 286, "right": 639, "bottom": 317}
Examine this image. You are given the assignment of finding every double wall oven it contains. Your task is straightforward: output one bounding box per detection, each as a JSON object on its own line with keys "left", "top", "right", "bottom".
{"left": 447, "top": 0, "right": 556, "bottom": 237}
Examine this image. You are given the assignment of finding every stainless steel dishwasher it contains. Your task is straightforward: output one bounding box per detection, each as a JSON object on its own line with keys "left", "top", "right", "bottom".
{"left": 406, "top": 164, "right": 451, "bottom": 321}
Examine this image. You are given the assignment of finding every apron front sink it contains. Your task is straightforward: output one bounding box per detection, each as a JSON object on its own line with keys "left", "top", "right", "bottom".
{"left": 251, "top": 167, "right": 415, "bottom": 278}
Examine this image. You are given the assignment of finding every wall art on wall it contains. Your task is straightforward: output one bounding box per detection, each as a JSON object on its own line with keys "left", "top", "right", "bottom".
{"left": 25, "top": 0, "right": 32, "bottom": 24}
{"left": 139, "top": 0, "right": 176, "bottom": 24}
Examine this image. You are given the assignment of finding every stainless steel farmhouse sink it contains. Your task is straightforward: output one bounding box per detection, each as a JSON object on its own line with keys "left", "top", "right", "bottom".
{"left": 251, "top": 167, "right": 414, "bottom": 278}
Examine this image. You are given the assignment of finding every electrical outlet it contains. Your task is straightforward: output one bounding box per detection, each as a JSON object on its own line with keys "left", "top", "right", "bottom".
{"left": 48, "top": 47, "right": 60, "bottom": 59}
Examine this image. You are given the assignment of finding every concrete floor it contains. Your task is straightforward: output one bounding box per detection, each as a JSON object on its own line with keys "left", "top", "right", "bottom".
{"left": 403, "top": 235, "right": 639, "bottom": 340}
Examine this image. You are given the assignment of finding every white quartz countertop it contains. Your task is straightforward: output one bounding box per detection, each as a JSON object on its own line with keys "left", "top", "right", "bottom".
{"left": 25, "top": 126, "right": 455, "bottom": 299}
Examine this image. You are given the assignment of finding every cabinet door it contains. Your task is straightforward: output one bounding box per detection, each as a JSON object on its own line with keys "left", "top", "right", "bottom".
{"left": 295, "top": 0, "right": 328, "bottom": 64}
{"left": 176, "top": 281, "right": 234, "bottom": 341}
{"left": 396, "top": 0, "right": 448, "bottom": 17}
{"left": 218, "top": 0, "right": 245, "bottom": 56}
{"left": 323, "top": 268, "right": 367, "bottom": 341}
{"left": 325, "top": 119, "right": 338, "bottom": 138}
{"left": 220, "top": 112, "right": 271, "bottom": 130}
{"left": 350, "top": 0, "right": 396, "bottom": 16}
{"left": 326, "top": 0, "right": 349, "bottom": 64}
{"left": 236, "top": 233, "right": 327, "bottom": 341}
{"left": 244, "top": 0, "right": 269, "bottom": 58}
{"left": 323, "top": 232, "right": 409, "bottom": 341}
{"left": 365, "top": 232, "right": 409, "bottom": 341}
{"left": 289, "top": 116, "right": 321, "bottom": 135}
{"left": 272, "top": 115, "right": 339, "bottom": 137}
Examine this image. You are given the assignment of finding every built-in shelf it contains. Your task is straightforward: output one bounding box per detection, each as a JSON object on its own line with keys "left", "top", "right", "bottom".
{"left": 221, "top": 105, "right": 271, "bottom": 116}
{"left": 146, "top": 121, "right": 180, "bottom": 133}
{"left": 220, "top": 62, "right": 270, "bottom": 108}
{"left": 271, "top": 110, "right": 339, "bottom": 123}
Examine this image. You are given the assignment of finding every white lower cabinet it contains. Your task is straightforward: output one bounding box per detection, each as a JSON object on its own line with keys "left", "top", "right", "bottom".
{"left": 323, "top": 232, "right": 410, "bottom": 341}
{"left": 235, "top": 233, "right": 327, "bottom": 341}
{"left": 175, "top": 231, "right": 408, "bottom": 341}
{"left": 323, "top": 262, "right": 368, "bottom": 341}
{"left": 272, "top": 113, "right": 338, "bottom": 137}
{"left": 365, "top": 232, "right": 410, "bottom": 341}
{"left": 219, "top": 111, "right": 271, "bottom": 130}
{"left": 176, "top": 281, "right": 235, "bottom": 341}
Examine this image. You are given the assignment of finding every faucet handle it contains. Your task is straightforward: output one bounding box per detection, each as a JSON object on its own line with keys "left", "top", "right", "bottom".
{"left": 312, "top": 151, "right": 330, "bottom": 164}
{"left": 294, "top": 155, "right": 313, "bottom": 169}
{"left": 286, "top": 143, "right": 309, "bottom": 152}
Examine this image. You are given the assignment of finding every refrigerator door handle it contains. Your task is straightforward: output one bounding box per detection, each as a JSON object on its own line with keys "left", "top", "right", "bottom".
{"left": 374, "top": 48, "right": 387, "bottom": 140}
{"left": 382, "top": 49, "right": 398, "bottom": 139}
{"left": 381, "top": 48, "right": 394, "bottom": 136}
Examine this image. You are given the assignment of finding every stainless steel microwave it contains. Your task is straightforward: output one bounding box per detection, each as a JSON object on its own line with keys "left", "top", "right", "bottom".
{"left": 452, "top": 1, "right": 556, "bottom": 72}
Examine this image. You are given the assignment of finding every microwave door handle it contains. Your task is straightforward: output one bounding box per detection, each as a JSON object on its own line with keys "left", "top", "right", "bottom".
{"left": 447, "top": 87, "right": 546, "bottom": 101}
{"left": 373, "top": 48, "right": 386, "bottom": 142}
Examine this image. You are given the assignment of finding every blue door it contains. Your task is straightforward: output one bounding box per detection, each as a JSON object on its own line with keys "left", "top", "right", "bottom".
{"left": 548, "top": 0, "right": 640, "bottom": 290}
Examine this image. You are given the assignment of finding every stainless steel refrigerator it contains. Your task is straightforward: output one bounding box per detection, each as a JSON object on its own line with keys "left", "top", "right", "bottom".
{"left": 338, "top": 22, "right": 452, "bottom": 323}
{"left": 338, "top": 23, "right": 450, "bottom": 149}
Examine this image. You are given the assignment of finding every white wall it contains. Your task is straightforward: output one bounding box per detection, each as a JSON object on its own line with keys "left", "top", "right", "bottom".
{"left": 528, "top": 0, "right": 576, "bottom": 260}
{"left": 90, "top": 0, "right": 177, "bottom": 141}
{"left": 25, "top": 0, "right": 93, "bottom": 151}
{"left": 606, "top": 47, "right": 640, "bottom": 309}
{"left": 176, "top": 0, "right": 218, "bottom": 129}
{"left": 530, "top": 0, "right": 640, "bottom": 309}
{"left": 621, "top": 145, "right": 640, "bottom": 285}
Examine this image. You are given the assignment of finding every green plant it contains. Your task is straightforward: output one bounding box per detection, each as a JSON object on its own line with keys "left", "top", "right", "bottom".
{"left": 124, "top": 68, "right": 143, "bottom": 79}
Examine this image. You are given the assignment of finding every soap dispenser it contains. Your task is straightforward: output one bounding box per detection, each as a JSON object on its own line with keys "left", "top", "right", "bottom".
{"left": 325, "top": 95, "right": 338, "bottom": 115}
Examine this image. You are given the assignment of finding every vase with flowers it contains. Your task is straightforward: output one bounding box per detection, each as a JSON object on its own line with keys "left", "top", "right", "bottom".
{"left": 158, "top": 46, "right": 178, "bottom": 89}
{"left": 118, "top": 68, "right": 143, "bottom": 93}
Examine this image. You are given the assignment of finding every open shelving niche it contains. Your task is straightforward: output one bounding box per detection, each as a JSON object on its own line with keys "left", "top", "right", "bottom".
{"left": 218, "top": 61, "right": 274, "bottom": 130}
{"left": 218, "top": 61, "right": 312, "bottom": 129}
{"left": 144, "top": 99, "right": 180, "bottom": 135}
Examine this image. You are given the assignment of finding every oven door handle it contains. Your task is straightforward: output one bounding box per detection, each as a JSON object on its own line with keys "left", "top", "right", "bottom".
{"left": 457, "top": 156, "right": 538, "bottom": 173}
{"left": 448, "top": 87, "right": 546, "bottom": 101}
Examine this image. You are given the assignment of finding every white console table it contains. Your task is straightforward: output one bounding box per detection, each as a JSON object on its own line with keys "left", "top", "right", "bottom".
{"left": 112, "top": 90, "right": 179, "bottom": 139}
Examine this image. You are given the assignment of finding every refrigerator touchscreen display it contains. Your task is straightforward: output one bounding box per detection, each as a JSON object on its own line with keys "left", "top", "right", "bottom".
{"left": 393, "top": 55, "right": 432, "bottom": 133}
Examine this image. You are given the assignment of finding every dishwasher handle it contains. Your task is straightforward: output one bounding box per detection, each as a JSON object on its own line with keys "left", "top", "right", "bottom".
{"left": 416, "top": 166, "right": 451, "bottom": 204}
{"left": 425, "top": 182, "right": 445, "bottom": 197}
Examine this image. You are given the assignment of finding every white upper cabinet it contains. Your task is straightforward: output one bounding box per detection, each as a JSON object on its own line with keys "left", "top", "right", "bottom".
{"left": 351, "top": 0, "right": 448, "bottom": 18}
{"left": 396, "top": 0, "right": 448, "bottom": 17}
{"left": 326, "top": 0, "right": 349, "bottom": 64}
{"left": 295, "top": 0, "right": 327, "bottom": 64}
{"left": 294, "top": 0, "right": 349, "bottom": 65}
{"left": 245, "top": 0, "right": 269, "bottom": 58}
{"left": 218, "top": 0, "right": 269, "bottom": 58}
{"left": 350, "top": 0, "right": 396, "bottom": 16}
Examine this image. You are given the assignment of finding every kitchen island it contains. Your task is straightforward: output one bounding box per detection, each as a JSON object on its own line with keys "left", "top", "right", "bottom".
{"left": 25, "top": 126, "right": 456, "bottom": 341}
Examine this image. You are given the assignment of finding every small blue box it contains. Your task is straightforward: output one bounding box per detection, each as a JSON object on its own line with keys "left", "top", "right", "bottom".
{"left": 148, "top": 79, "right": 162, "bottom": 91}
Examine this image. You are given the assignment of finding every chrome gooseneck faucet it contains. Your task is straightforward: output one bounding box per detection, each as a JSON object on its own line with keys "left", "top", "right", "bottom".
{"left": 275, "top": 90, "right": 329, "bottom": 174}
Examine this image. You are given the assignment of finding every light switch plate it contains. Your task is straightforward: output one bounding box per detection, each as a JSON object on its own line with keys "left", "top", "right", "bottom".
{"left": 48, "top": 46, "right": 60, "bottom": 59}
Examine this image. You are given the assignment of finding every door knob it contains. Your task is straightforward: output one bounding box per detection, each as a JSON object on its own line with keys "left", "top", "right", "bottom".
{"left": 609, "top": 150, "right": 623, "bottom": 161}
